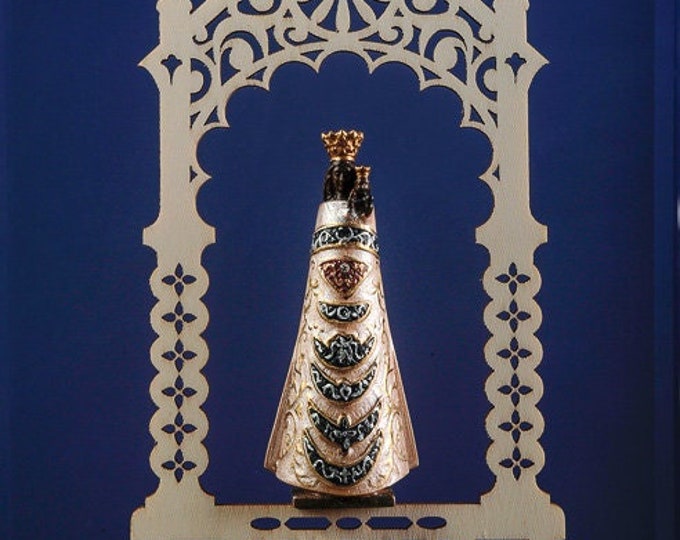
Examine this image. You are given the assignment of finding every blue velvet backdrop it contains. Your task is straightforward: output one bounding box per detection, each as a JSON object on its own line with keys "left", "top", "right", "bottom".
{"left": 4, "top": 0, "right": 676, "bottom": 539}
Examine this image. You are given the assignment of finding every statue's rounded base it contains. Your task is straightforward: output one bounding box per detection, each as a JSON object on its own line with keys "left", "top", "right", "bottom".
{"left": 292, "top": 487, "right": 395, "bottom": 509}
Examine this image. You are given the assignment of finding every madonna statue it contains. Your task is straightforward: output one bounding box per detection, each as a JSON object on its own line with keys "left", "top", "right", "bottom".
{"left": 265, "top": 130, "right": 418, "bottom": 505}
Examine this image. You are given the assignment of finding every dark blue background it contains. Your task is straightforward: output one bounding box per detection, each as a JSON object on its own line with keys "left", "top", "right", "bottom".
{"left": 4, "top": 0, "right": 676, "bottom": 539}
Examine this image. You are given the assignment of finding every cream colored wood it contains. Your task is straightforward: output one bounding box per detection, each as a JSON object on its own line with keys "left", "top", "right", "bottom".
{"left": 132, "top": 500, "right": 565, "bottom": 540}
{"left": 133, "top": 0, "right": 565, "bottom": 537}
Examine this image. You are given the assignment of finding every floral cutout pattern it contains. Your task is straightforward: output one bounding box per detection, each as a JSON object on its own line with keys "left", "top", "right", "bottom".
{"left": 161, "top": 340, "right": 197, "bottom": 372}
{"left": 499, "top": 447, "right": 535, "bottom": 480}
{"left": 161, "top": 449, "right": 197, "bottom": 483}
{"left": 505, "top": 53, "right": 527, "bottom": 82}
{"left": 496, "top": 338, "right": 532, "bottom": 370}
{"left": 157, "top": 263, "right": 201, "bottom": 482}
{"left": 496, "top": 300, "right": 531, "bottom": 333}
{"left": 162, "top": 375, "right": 198, "bottom": 408}
{"left": 162, "top": 412, "right": 198, "bottom": 446}
{"left": 161, "top": 302, "right": 198, "bottom": 334}
{"left": 498, "top": 374, "right": 533, "bottom": 407}
{"left": 494, "top": 262, "right": 537, "bottom": 481}
{"left": 162, "top": 264, "right": 197, "bottom": 296}
{"left": 495, "top": 263, "right": 530, "bottom": 295}
{"left": 499, "top": 410, "right": 534, "bottom": 444}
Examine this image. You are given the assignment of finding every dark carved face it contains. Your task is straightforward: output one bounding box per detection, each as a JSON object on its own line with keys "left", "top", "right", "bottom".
{"left": 323, "top": 160, "right": 356, "bottom": 201}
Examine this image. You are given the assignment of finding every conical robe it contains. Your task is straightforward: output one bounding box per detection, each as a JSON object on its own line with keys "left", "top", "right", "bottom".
{"left": 265, "top": 200, "right": 418, "bottom": 496}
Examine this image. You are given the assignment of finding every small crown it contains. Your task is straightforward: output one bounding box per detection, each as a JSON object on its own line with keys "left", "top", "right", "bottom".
{"left": 355, "top": 165, "right": 371, "bottom": 184}
{"left": 321, "top": 130, "right": 364, "bottom": 161}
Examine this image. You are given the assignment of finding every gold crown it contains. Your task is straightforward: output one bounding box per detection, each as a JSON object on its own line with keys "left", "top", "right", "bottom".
{"left": 321, "top": 130, "right": 364, "bottom": 161}
{"left": 355, "top": 165, "right": 371, "bottom": 183}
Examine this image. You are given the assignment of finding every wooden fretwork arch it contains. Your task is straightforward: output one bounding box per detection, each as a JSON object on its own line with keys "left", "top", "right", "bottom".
{"left": 131, "top": 0, "right": 566, "bottom": 538}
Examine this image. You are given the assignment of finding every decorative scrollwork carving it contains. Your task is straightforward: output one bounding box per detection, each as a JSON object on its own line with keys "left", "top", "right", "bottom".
{"left": 138, "top": 0, "right": 558, "bottom": 528}
{"left": 150, "top": 0, "right": 527, "bottom": 189}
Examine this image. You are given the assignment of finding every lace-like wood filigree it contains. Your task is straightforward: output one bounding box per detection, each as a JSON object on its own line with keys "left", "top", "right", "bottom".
{"left": 133, "top": 0, "right": 565, "bottom": 538}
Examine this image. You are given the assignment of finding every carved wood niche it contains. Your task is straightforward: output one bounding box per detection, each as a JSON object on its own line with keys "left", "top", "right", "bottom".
{"left": 131, "top": 0, "right": 566, "bottom": 538}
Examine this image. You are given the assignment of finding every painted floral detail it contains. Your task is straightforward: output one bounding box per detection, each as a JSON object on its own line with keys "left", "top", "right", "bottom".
{"left": 162, "top": 449, "right": 197, "bottom": 482}
{"left": 495, "top": 263, "right": 530, "bottom": 295}
{"left": 499, "top": 374, "right": 533, "bottom": 406}
{"left": 499, "top": 410, "right": 534, "bottom": 443}
{"left": 162, "top": 376, "right": 198, "bottom": 408}
{"left": 162, "top": 264, "right": 197, "bottom": 296}
{"left": 161, "top": 340, "right": 197, "bottom": 372}
{"left": 499, "top": 447, "right": 534, "bottom": 480}
{"left": 497, "top": 338, "right": 532, "bottom": 370}
{"left": 320, "top": 258, "right": 368, "bottom": 298}
{"left": 496, "top": 300, "right": 531, "bottom": 332}
{"left": 162, "top": 413, "right": 198, "bottom": 446}
{"left": 161, "top": 302, "right": 197, "bottom": 334}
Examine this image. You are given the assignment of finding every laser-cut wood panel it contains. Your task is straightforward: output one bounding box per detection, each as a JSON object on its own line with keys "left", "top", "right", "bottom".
{"left": 131, "top": 0, "right": 565, "bottom": 538}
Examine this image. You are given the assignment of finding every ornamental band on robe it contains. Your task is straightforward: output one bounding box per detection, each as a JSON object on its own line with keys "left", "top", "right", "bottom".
{"left": 264, "top": 131, "right": 418, "bottom": 495}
